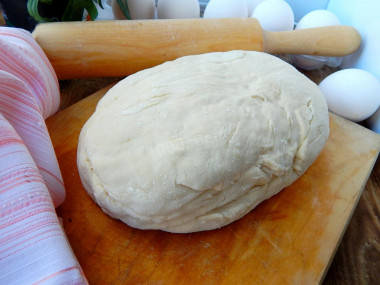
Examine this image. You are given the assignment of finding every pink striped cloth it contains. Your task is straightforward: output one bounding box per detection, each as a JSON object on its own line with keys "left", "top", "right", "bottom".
{"left": 0, "top": 27, "right": 87, "bottom": 284}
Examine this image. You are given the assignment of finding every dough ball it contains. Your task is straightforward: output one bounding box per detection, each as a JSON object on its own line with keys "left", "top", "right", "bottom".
{"left": 77, "top": 51, "right": 329, "bottom": 233}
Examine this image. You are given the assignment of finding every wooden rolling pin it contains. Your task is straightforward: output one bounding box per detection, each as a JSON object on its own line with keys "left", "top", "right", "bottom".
{"left": 32, "top": 18, "right": 361, "bottom": 79}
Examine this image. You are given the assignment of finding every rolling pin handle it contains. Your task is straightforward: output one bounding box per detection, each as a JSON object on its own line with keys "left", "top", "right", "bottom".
{"left": 263, "top": 25, "right": 361, "bottom": 57}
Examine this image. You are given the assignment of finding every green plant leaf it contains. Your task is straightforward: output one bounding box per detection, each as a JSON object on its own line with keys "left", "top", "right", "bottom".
{"left": 62, "top": 0, "right": 100, "bottom": 21}
{"left": 84, "top": 0, "right": 99, "bottom": 20}
{"left": 97, "top": 0, "right": 104, "bottom": 9}
{"left": 39, "top": 0, "right": 53, "bottom": 4}
{"left": 28, "top": 0, "right": 102, "bottom": 22}
{"left": 62, "top": 0, "right": 83, "bottom": 21}
{"left": 27, "top": 0, "right": 53, "bottom": 22}
{"left": 116, "top": 0, "right": 131, "bottom": 20}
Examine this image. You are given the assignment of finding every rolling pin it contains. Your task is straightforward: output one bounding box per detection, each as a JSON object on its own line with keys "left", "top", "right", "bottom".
{"left": 32, "top": 18, "right": 361, "bottom": 79}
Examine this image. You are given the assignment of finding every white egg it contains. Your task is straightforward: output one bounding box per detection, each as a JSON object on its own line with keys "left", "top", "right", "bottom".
{"left": 246, "top": 0, "right": 266, "bottom": 15}
{"left": 319, "top": 69, "right": 380, "bottom": 122}
{"left": 112, "top": 0, "right": 155, "bottom": 19}
{"left": 292, "top": 55, "right": 325, "bottom": 70}
{"left": 157, "top": 0, "right": 200, "bottom": 19}
{"left": 204, "top": 0, "right": 248, "bottom": 18}
{"left": 295, "top": 10, "right": 340, "bottom": 30}
{"left": 293, "top": 10, "right": 341, "bottom": 70}
{"left": 367, "top": 107, "right": 380, "bottom": 134}
{"left": 128, "top": 0, "right": 156, "bottom": 19}
{"left": 251, "top": 0, "right": 294, "bottom": 31}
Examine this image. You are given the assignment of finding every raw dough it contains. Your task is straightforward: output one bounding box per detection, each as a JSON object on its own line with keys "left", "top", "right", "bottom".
{"left": 77, "top": 51, "right": 329, "bottom": 233}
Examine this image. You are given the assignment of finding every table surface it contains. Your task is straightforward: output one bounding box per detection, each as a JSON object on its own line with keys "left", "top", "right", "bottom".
{"left": 1, "top": 12, "right": 379, "bottom": 284}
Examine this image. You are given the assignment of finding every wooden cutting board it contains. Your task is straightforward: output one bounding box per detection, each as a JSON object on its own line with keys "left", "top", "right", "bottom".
{"left": 46, "top": 85, "right": 380, "bottom": 285}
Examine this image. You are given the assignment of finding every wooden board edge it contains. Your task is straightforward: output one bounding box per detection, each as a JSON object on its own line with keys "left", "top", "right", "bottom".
{"left": 320, "top": 151, "right": 379, "bottom": 283}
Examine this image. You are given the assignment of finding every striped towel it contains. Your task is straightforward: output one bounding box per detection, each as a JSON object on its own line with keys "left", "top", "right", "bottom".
{"left": 0, "top": 27, "right": 87, "bottom": 284}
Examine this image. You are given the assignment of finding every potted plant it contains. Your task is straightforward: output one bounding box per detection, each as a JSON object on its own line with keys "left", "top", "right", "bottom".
{"left": 0, "top": 0, "right": 133, "bottom": 31}
{"left": 27, "top": 0, "right": 133, "bottom": 22}
{"left": 27, "top": 0, "right": 105, "bottom": 22}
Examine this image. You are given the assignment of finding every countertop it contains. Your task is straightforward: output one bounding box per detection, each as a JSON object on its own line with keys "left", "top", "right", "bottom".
{"left": 1, "top": 12, "right": 379, "bottom": 284}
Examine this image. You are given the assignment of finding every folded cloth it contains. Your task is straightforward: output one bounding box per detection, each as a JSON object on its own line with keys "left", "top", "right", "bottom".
{"left": 0, "top": 27, "right": 60, "bottom": 119}
{"left": 0, "top": 71, "right": 65, "bottom": 208}
{"left": 0, "top": 28, "right": 87, "bottom": 284}
{"left": 0, "top": 27, "right": 64, "bottom": 207}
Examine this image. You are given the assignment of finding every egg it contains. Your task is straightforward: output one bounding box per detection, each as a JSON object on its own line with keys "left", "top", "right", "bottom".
{"left": 285, "top": 0, "right": 331, "bottom": 22}
{"left": 246, "top": 0, "right": 266, "bottom": 15}
{"left": 203, "top": 0, "right": 248, "bottom": 18}
{"left": 112, "top": 0, "right": 156, "bottom": 20}
{"left": 292, "top": 55, "right": 326, "bottom": 70}
{"left": 319, "top": 69, "right": 380, "bottom": 122}
{"left": 128, "top": 0, "right": 156, "bottom": 19}
{"left": 157, "top": 0, "right": 200, "bottom": 19}
{"left": 251, "top": 0, "right": 294, "bottom": 31}
{"left": 292, "top": 10, "right": 341, "bottom": 70}
{"left": 295, "top": 9, "right": 340, "bottom": 30}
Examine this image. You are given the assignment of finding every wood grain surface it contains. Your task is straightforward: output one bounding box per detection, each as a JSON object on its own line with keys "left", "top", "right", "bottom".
{"left": 32, "top": 18, "right": 263, "bottom": 79}
{"left": 45, "top": 84, "right": 380, "bottom": 285}
{"left": 32, "top": 19, "right": 360, "bottom": 79}
{"left": 1, "top": 14, "right": 380, "bottom": 284}
{"left": 324, "top": 160, "right": 380, "bottom": 285}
